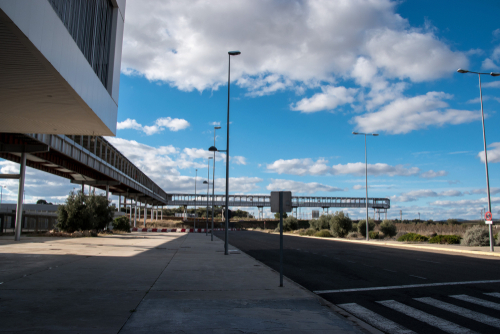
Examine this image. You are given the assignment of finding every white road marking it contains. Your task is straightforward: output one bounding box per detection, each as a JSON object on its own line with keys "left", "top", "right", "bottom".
{"left": 378, "top": 300, "right": 477, "bottom": 334}
{"left": 409, "top": 275, "right": 427, "bottom": 280}
{"left": 416, "top": 297, "right": 500, "bottom": 329}
{"left": 485, "top": 292, "right": 500, "bottom": 299}
{"left": 451, "top": 294, "right": 500, "bottom": 311}
{"left": 314, "top": 279, "right": 500, "bottom": 294}
{"left": 384, "top": 269, "right": 397, "bottom": 272}
{"left": 338, "top": 303, "right": 416, "bottom": 334}
{"left": 417, "top": 259, "right": 440, "bottom": 264}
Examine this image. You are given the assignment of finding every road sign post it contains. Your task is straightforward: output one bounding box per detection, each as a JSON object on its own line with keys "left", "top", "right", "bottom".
{"left": 271, "top": 191, "right": 292, "bottom": 287}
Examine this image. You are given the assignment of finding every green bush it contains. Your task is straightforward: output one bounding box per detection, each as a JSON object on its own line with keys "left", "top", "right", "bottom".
{"left": 314, "top": 229, "right": 332, "bottom": 238}
{"left": 309, "top": 214, "right": 331, "bottom": 231}
{"left": 429, "top": 234, "right": 461, "bottom": 244}
{"left": 274, "top": 212, "right": 288, "bottom": 219}
{"left": 299, "top": 228, "right": 316, "bottom": 236}
{"left": 380, "top": 220, "right": 397, "bottom": 237}
{"left": 112, "top": 216, "right": 131, "bottom": 232}
{"left": 347, "top": 232, "right": 359, "bottom": 239}
{"left": 274, "top": 216, "right": 299, "bottom": 232}
{"left": 397, "top": 233, "right": 429, "bottom": 242}
{"left": 369, "top": 231, "right": 379, "bottom": 239}
{"left": 461, "top": 226, "right": 490, "bottom": 246}
{"left": 56, "top": 191, "right": 114, "bottom": 233}
{"left": 330, "top": 211, "right": 352, "bottom": 238}
{"left": 357, "top": 218, "right": 375, "bottom": 237}
{"left": 351, "top": 222, "right": 358, "bottom": 232}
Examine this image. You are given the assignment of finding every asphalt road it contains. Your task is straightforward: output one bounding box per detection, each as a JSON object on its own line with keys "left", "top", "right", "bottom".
{"left": 215, "top": 231, "right": 500, "bottom": 334}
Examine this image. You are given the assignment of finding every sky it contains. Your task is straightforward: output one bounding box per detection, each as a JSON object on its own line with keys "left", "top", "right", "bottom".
{"left": 2, "top": 0, "right": 500, "bottom": 220}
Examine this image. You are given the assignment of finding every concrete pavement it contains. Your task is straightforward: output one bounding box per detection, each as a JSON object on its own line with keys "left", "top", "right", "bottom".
{"left": 0, "top": 232, "right": 368, "bottom": 333}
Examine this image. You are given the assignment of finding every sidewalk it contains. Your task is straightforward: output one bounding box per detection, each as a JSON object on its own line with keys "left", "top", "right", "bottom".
{"left": 120, "top": 233, "right": 367, "bottom": 333}
{"left": 0, "top": 233, "right": 369, "bottom": 333}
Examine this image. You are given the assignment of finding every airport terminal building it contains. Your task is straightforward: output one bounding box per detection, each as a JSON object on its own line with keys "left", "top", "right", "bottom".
{"left": 0, "top": 0, "right": 125, "bottom": 135}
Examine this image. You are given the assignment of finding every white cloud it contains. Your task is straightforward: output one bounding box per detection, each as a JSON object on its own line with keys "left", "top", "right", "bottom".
{"left": 482, "top": 58, "right": 500, "bottom": 71}
{"left": 478, "top": 142, "right": 500, "bottom": 163}
{"left": 353, "top": 92, "right": 480, "bottom": 134}
{"left": 266, "top": 179, "right": 345, "bottom": 194}
{"left": 420, "top": 170, "right": 448, "bottom": 178}
{"left": 266, "top": 158, "right": 444, "bottom": 178}
{"left": 353, "top": 185, "right": 365, "bottom": 190}
{"left": 117, "top": 117, "right": 190, "bottom": 135}
{"left": 210, "top": 122, "right": 221, "bottom": 126}
{"left": 431, "top": 197, "right": 500, "bottom": 208}
{"left": 290, "top": 86, "right": 357, "bottom": 113}
{"left": 483, "top": 81, "right": 500, "bottom": 88}
{"left": 464, "top": 188, "right": 500, "bottom": 195}
{"left": 391, "top": 189, "right": 464, "bottom": 202}
{"left": 121, "top": 0, "right": 466, "bottom": 96}
{"left": 231, "top": 156, "right": 247, "bottom": 165}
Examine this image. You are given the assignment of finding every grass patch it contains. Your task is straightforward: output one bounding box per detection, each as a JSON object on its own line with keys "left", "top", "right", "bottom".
{"left": 314, "top": 229, "right": 332, "bottom": 238}
{"left": 397, "top": 232, "right": 428, "bottom": 242}
{"left": 429, "top": 234, "right": 461, "bottom": 244}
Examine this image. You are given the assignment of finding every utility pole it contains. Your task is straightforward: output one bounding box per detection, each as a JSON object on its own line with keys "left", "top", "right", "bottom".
{"left": 400, "top": 210, "right": 402, "bottom": 221}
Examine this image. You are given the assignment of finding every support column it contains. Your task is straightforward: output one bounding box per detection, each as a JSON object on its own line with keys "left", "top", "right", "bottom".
{"left": 183, "top": 205, "right": 187, "bottom": 221}
{"left": 161, "top": 206, "right": 163, "bottom": 220}
{"left": 133, "top": 197, "right": 137, "bottom": 228}
{"left": 138, "top": 202, "right": 141, "bottom": 220}
{"left": 14, "top": 152, "right": 26, "bottom": 241}
{"left": 118, "top": 195, "right": 121, "bottom": 212}
{"left": 106, "top": 185, "right": 109, "bottom": 202}
{"left": 144, "top": 201, "right": 147, "bottom": 227}
{"left": 81, "top": 183, "right": 84, "bottom": 194}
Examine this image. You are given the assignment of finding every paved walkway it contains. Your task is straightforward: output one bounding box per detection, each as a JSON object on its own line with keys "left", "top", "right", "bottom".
{"left": 0, "top": 233, "right": 367, "bottom": 333}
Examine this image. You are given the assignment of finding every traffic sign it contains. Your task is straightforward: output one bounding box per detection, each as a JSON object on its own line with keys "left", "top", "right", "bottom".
{"left": 485, "top": 211, "right": 492, "bottom": 220}
{"left": 485, "top": 220, "right": 493, "bottom": 225}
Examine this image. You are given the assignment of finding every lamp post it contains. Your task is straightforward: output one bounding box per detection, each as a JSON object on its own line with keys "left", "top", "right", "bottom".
{"left": 353, "top": 132, "right": 378, "bottom": 241}
{"left": 212, "top": 126, "right": 220, "bottom": 241}
{"left": 221, "top": 50, "right": 241, "bottom": 255}
{"left": 194, "top": 169, "right": 197, "bottom": 230}
{"left": 457, "top": 68, "right": 500, "bottom": 252}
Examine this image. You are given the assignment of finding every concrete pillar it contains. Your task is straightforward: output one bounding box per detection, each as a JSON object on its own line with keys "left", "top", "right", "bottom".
{"left": 143, "top": 202, "right": 147, "bottom": 227}
{"left": 81, "top": 183, "right": 84, "bottom": 194}
{"left": 184, "top": 205, "right": 187, "bottom": 221}
{"left": 106, "top": 185, "right": 109, "bottom": 201}
{"left": 14, "top": 152, "right": 26, "bottom": 241}
{"left": 118, "top": 195, "right": 121, "bottom": 212}
{"left": 138, "top": 202, "right": 141, "bottom": 220}
{"left": 134, "top": 197, "right": 137, "bottom": 228}
{"left": 161, "top": 206, "right": 163, "bottom": 220}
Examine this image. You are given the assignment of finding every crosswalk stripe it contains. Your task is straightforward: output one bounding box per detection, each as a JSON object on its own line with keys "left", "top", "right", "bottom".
{"left": 338, "top": 303, "right": 416, "bottom": 334}
{"left": 484, "top": 292, "right": 500, "bottom": 299}
{"left": 416, "top": 297, "right": 500, "bottom": 329}
{"left": 451, "top": 294, "right": 500, "bottom": 311}
{"left": 377, "top": 300, "right": 477, "bottom": 334}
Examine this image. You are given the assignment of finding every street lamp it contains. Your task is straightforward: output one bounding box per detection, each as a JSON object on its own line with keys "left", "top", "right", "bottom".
{"left": 204, "top": 156, "right": 213, "bottom": 236}
{"left": 457, "top": 68, "right": 500, "bottom": 252}
{"left": 222, "top": 50, "right": 241, "bottom": 255}
{"left": 194, "top": 169, "right": 197, "bottom": 230}
{"left": 353, "top": 131, "right": 379, "bottom": 241}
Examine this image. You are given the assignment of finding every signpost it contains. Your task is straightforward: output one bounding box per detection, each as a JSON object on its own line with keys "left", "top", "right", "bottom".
{"left": 270, "top": 191, "right": 292, "bottom": 287}
{"left": 485, "top": 211, "right": 493, "bottom": 225}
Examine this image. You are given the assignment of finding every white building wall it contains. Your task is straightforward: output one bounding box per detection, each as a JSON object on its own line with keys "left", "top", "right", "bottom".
{"left": 0, "top": 0, "right": 126, "bottom": 136}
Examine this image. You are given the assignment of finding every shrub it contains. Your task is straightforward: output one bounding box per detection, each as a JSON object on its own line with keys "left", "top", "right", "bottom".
{"left": 309, "top": 215, "right": 331, "bottom": 231}
{"left": 274, "top": 212, "right": 288, "bottom": 219}
{"left": 347, "top": 232, "right": 359, "bottom": 239}
{"left": 303, "top": 228, "right": 316, "bottom": 236}
{"left": 351, "top": 222, "right": 358, "bottom": 232}
{"left": 369, "top": 231, "right": 379, "bottom": 239}
{"left": 113, "top": 216, "right": 131, "bottom": 232}
{"left": 275, "top": 216, "right": 299, "bottom": 232}
{"left": 397, "top": 233, "right": 429, "bottom": 242}
{"left": 461, "top": 226, "right": 490, "bottom": 246}
{"left": 380, "top": 220, "right": 397, "bottom": 237}
{"left": 330, "top": 211, "right": 352, "bottom": 238}
{"left": 314, "top": 229, "right": 332, "bottom": 238}
{"left": 56, "top": 191, "right": 114, "bottom": 233}
{"left": 429, "top": 234, "right": 461, "bottom": 244}
{"left": 357, "top": 218, "right": 375, "bottom": 237}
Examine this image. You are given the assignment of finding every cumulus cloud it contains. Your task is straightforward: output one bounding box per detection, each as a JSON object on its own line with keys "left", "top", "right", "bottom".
{"left": 464, "top": 188, "right": 500, "bottom": 195}
{"left": 478, "top": 142, "right": 500, "bottom": 163}
{"left": 431, "top": 197, "right": 500, "bottom": 207}
{"left": 291, "top": 86, "right": 357, "bottom": 113}
{"left": 266, "top": 158, "right": 445, "bottom": 178}
{"left": 420, "top": 170, "right": 448, "bottom": 178}
{"left": 231, "top": 156, "right": 247, "bottom": 165}
{"left": 117, "top": 117, "right": 190, "bottom": 135}
{"left": 353, "top": 92, "right": 480, "bottom": 134}
{"left": 121, "top": 0, "right": 466, "bottom": 96}
{"left": 391, "top": 189, "right": 464, "bottom": 202}
{"left": 266, "top": 179, "right": 345, "bottom": 194}
{"left": 210, "top": 122, "right": 221, "bottom": 126}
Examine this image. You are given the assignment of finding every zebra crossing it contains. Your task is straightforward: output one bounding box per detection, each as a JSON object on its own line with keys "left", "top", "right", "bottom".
{"left": 338, "top": 292, "right": 500, "bottom": 334}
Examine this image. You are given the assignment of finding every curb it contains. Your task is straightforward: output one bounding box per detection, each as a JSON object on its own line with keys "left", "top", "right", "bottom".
{"left": 258, "top": 230, "right": 500, "bottom": 258}
{"left": 130, "top": 228, "right": 243, "bottom": 233}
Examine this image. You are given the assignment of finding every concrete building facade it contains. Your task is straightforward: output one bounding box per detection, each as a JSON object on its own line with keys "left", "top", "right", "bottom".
{"left": 0, "top": 0, "right": 126, "bottom": 136}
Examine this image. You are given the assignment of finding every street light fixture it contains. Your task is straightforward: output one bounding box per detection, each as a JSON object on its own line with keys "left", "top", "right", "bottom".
{"left": 353, "top": 131, "right": 379, "bottom": 241}
{"left": 457, "top": 68, "right": 500, "bottom": 252}
{"left": 204, "top": 156, "right": 213, "bottom": 236}
{"left": 223, "top": 50, "right": 241, "bottom": 255}
{"left": 209, "top": 126, "right": 221, "bottom": 241}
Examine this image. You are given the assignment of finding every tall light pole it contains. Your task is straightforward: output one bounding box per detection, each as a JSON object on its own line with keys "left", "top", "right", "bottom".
{"left": 194, "top": 169, "right": 197, "bottom": 230}
{"left": 457, "top": 68, "right": 500, "bottom": 252}
{"left": 212, "top": 126, "right": 220, "bottom": 241}
{"left": 353, "top": 132, "right": 379, "bottom": 241}
{"left": 223, "top": 50, "right": 241, "bottom": 255}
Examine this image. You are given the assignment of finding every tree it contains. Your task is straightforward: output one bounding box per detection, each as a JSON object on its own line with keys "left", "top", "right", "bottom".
{"left": 274, "top": 212, "right": 288, "bottom": 219}
{"left": 309, "top": 214, "right": 331, "bottom": 231}
{"left": 36, "top": 199, "right": 48, "bottom": 205}
{"left": 330, "top": 211, "right": 352, "bottom": 238}
{"left": 380, "top": 220, "right": 397, "bottom": 237}
{"left": 357, "top": 218, "right": 375, "bottom": 237}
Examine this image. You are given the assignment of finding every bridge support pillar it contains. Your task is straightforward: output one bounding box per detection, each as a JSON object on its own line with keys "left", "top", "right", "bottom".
{"left": 106, "top": 185, "right": 109, "bottom": 202}
{"left": 183, "top": 205, "right": 187, "bottom": 221}
{"left": 133, "top": 197, "right": 137, "bottom": 228}
{"left": 118, "top": 195, "right": 121, "bottom": 212}
{"left": 144, "top": 201, "right": 147, "bottom": 227}
{"left": 14, "top": 152, "right": 26, "bottom": 241}
{"left": 161, "top": 206, "right": 163, "bottom": 220}
{"left": 138, "top": 202, "right": 141, "bottom": 220}
{"left": 81, "top": 183, "right": 84, "bottom": 194}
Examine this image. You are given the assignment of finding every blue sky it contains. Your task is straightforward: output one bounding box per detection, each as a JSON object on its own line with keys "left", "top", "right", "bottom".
{"left": 2, "top": 0, "right": 500, "bottom": 220}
